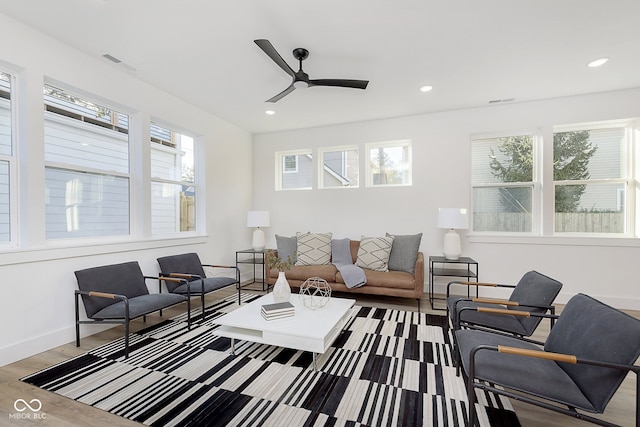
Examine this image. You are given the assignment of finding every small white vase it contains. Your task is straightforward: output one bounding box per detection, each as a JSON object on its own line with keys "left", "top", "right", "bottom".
{"left": 273, "top": 271, "right": 291, "bottom": 303}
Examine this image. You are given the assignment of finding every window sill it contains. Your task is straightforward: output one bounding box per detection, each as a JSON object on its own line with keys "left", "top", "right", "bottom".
{"left": 0, "top": 235, "right": 208, "bottom": 267}
{"left": 467, "top": 233, "right": 640, "bottom": 248}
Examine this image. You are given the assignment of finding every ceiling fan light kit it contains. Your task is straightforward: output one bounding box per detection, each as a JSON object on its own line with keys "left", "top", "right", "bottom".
{"left": 254, "top": 39, "right": 369, "bottom": 102}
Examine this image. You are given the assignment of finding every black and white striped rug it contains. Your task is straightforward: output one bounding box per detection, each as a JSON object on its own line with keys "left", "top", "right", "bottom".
{"left": 22, "top": 293, "right": 519, "bottom": 426}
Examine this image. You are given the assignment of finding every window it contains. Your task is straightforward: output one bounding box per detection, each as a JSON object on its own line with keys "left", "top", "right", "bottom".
{"left": 553, "top": 123, "right": 629, "bottom": 234}
{"left": 471, "top": 134, "right": 538, "bottom": 233}
{"left": 0, "top": 71, "right": 12, "bottom": 244}
{"left": 318, "top": 146, "right": 359, "bottom": 188}
{"left": 276, "top": 149, "right": 312, "bottom": 190}
{"left": 44, "top": 84, "right": 130, "bottom": 239}
{"left": 365, "top": 140, "right": 411, "bottom": 187}
{"left": 150, "top": 123, "right": 196, "bottom": 234}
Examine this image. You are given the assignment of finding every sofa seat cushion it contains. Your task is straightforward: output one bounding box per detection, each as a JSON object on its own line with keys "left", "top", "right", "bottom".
{"left": 282, "top": 265, "right": 338, "bottom": 283}
{"left": 337, "top": 269, "right": 415, "bottom": 290}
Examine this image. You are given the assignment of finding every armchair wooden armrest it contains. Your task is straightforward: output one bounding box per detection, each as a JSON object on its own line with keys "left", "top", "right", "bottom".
{"left": 166, "top": 272, "right": 201, "bottom": 280}
{"left": 89, "top": 291, "right": 122, "bottom": 300}
{"left": 154, "top": 275, "right": 190, "bottom": 299}
{"left": 497, "top": 345, "right": 577, "bottom": 364}
{"left": 460, "top": 281, "right": 498, "bottom": 287}
{"left": 494, "top": 345, "right": 640, "bottom": 372}
{"left": 159, "top": 276, "right": 189, "bottom": 284}
{"left": 76, "top": 289, "right": 127, "bottom": 301}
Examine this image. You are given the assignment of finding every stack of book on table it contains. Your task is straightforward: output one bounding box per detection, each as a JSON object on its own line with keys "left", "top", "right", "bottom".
{"left": 261, "top": 301, "right": 295, "bottom": 320}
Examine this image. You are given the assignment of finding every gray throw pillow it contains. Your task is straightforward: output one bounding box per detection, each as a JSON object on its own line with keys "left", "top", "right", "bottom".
{"left": 275, "top": 234, "right": 297, "bottom": 263}
{"left": 386, "top": 232, "right": 422, "bottom": 273}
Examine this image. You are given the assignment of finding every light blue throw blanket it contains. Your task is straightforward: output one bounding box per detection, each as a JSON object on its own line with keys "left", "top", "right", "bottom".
{"left": 332, "top": 238, "right": 366, "bottom": 289}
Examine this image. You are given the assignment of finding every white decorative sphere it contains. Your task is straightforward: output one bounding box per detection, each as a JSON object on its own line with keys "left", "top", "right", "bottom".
{"left": 299, "top": 277, "right": 331, "bottom": 309}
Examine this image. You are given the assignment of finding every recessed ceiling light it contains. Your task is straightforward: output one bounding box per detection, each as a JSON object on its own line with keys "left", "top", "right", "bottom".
{"left": 420, "top": 85, "right": 433, "bottom": 92}
{"left": 587, "top": 57, "right": 609, "bottom": 68}
{"left": 265, "top": 110, "right": 275, "bottom": 115}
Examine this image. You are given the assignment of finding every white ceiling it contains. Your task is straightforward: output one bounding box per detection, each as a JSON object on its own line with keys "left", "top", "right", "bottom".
{"left": 0, "top": 0, "right": 639, "bottom": 134}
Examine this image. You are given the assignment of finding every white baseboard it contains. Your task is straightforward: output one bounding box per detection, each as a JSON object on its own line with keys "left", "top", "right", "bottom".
{"left": 0, "top": 323, "right": 113, "bottom": 368}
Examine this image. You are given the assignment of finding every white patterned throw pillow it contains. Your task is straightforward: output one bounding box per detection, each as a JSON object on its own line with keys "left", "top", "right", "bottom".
{"left": 356, "top": 235, "right": 395, "bottom": 271}
{"left": 295, "top": 232, "right": 333, "bottom": 265}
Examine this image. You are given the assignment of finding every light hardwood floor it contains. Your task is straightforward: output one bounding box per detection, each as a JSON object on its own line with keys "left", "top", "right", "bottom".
{"left": 0, "top": 288, "right": 637, "bottom": 426}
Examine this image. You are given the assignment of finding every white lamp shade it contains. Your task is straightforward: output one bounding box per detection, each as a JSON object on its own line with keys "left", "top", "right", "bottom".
{"left": 437, "top": 208, "right": 469, "bottom": 230}
{"left": 246, "top": 211, "right": 270, "bottom": 228}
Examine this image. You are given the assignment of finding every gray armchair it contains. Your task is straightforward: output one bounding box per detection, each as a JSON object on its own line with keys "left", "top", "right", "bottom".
{"left": 456, "top": 293, "right": 640, "bottom": 426}
{"left": 447, "top": 270, "right": 563, "bottom": 341}
{"left": 75, "top": 261, "right": 191, "bottom": 358}
{"left": 157, "top": 253, "right": 240, "bottom": 320}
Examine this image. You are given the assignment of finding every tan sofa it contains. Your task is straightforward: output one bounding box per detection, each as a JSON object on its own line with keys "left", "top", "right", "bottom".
{"left": 265, "top": 240, "right": 424, "bottom": 310}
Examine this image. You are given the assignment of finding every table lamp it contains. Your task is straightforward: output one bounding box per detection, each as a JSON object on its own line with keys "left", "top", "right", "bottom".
{"left": 437, "top": 208, "right": 469, "bottom": 260}
{"left": 246, "top": 211, "right": 270, "bottom": 251}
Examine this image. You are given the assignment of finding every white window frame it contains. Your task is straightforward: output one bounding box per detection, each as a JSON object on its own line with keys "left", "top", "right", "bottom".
{"left": 275, "top": 149, "right": 313, "bottom": 191}
{"left": 470, "top": 132, "right": 542, "bottom": 235}
{"left": 552, "top": 120, "right": 634, "bottom": 237}
{"left": 0, "top": 70, "right": 16, "bottom": 248}
{"left": 318, "top": 145, "right": 359, "bottom": 189}
{"left": 364, "top": 140, "right": 412, "bottom": 187}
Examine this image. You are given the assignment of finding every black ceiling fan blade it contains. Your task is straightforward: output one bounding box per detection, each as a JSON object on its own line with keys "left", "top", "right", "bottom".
{"left": 254, "top": 39, "right": 295, "bottom": 78}
{"left": 266, "top": 85, "right": 295, "bottom": 103}
{"left": 309, "top": 79, "right": 369, "bottom": 90}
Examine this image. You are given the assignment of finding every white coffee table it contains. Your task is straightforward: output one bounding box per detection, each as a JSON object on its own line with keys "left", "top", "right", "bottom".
{"left": 214, "top": 293, "right": 356, "bottom": 369}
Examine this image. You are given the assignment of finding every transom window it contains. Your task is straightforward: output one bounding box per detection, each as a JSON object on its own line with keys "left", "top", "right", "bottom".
{"left": 276, "top": 149, "right": 312, "bottom": 190}
{"left": 318, "top": 146, "right": 359, "bottom": 188}
{"left": 365, "top": 140, "right": 412, "bottom": 187}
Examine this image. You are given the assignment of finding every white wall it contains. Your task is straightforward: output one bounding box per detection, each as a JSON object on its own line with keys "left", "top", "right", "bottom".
{"left": 253, "top": 88, "right": 640, "bottom": 310}
{"left": 0, "top": 14, "right": 254, "bottom": 367}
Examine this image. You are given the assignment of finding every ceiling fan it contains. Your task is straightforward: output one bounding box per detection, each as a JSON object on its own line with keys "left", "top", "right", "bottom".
{"left": 254, "top": 39, "right": 369, "bottom": 102}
